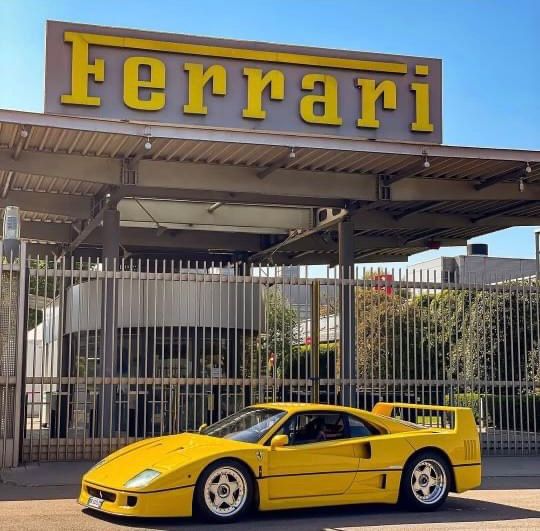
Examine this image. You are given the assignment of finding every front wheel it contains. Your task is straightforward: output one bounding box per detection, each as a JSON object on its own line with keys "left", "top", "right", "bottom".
{"left": 194, "top": 459, "right": 253, "bottom": 522}
{"left": 399, "top": 451, "right": 450, "bottom": 511}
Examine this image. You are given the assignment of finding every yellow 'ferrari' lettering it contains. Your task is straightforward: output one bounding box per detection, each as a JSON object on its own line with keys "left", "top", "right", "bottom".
{"left": 356, "top": 79, "right": 397, "bottom": 129}
{"left": 300, "top": 74, "right": 342, "bottom": 126}
{"left": 57, "top": 29, "right": 439, "bottom": 140}
{"left": 61, "top": 32, "right": 105, "bottom": 106}
{"left": 123, "top": 56, "right": 166, "bottom": 111}
{"left": 242, "top": 68, "right": 285, "bottom": 119}
{"left": 410, "top": 82, "right": 434, "bottom": 132}
{"left": 183, "top": 63, "right": 227, "bottom": 115}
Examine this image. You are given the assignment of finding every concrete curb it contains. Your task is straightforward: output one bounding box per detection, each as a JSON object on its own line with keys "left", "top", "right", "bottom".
{"left": 0, "top": 461, "right": 93, "bottom": 487}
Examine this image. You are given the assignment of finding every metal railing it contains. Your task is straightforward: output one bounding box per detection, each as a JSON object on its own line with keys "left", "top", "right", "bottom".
{"left": 1, "top": 255, "right": 538, "bottom": 464}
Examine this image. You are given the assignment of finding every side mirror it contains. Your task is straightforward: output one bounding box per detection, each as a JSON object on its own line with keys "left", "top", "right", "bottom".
{"left": 270, "top": 434, "right": 289, "bottom": 449}
{"left": 198, "top": 423, "right": 208, "bottom": 434}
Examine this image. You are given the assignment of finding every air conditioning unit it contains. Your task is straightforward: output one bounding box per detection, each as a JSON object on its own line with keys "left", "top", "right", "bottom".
{"left": 315, "top": 208, "right": 347, "bottom": 227}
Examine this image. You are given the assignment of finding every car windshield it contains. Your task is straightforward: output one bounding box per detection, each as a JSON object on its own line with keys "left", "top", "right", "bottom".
{"left": 202, "top": 407, "right": 286, "bottom": 443}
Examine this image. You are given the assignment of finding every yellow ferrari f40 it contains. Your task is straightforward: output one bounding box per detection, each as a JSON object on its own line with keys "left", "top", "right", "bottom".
{"left": 79, "top": 402, "right": 481, "bottom": 522}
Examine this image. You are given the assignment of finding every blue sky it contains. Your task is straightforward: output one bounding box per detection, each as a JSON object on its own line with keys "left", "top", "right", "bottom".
{"left": 0, "top": 0, "right": 539, "bottom": 265}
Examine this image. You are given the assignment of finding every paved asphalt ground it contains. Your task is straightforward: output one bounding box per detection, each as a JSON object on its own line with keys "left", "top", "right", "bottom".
{"left": 0, "top": 458, "right": 538, "bottom": 530}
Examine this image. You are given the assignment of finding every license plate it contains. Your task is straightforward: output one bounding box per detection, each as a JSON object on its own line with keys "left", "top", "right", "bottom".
{"left": 87, "top": 496, "right": 104, "bottom": 509}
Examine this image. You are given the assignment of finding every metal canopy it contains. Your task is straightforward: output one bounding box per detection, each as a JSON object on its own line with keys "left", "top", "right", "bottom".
{"left": 0, "top": 108, "right": 539, "bottom": 264}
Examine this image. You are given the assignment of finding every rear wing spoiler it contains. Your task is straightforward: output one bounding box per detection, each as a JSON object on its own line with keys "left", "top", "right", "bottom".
{"left": 372, "top": 402, "right": 478, "bottom": 435}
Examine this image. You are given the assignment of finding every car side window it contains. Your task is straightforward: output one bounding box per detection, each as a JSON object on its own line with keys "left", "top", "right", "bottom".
{"left": 347, "top": 414, "right": 377, "bottom": 437}
{"left": 277, "top": 412, "right": 346, "bottom": 445}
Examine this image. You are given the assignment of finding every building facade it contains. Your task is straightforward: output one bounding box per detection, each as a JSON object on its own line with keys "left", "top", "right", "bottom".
{"left": 408, "top": 244, "right": 537, "bottom": 283}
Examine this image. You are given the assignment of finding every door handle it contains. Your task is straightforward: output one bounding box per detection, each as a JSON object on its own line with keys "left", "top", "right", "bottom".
{"left": 357, "top": 441, "right": 371, "bottom": 459}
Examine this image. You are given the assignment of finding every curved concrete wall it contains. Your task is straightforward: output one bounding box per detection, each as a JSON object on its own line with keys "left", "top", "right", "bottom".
{"left": 64, "top": 279, "right": 263, "bottom": 333}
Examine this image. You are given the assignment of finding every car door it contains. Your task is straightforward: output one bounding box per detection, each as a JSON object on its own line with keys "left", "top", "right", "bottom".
{"left": 266, "top": 411, "right": 359, "bottom": 500}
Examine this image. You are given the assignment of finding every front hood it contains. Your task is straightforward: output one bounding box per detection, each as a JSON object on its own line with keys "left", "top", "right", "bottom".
{"left": 84, "top": 433, "right": 253, "bottom": 490}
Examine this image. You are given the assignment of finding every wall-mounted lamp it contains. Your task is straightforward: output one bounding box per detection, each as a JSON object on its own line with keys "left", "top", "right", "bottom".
{"left": 2, "top": 205, "right": 21, "bottom": 262}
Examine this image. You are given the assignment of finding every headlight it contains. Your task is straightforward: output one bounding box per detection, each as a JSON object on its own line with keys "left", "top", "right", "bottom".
{"left": 124, "top": 469, "right": 161, "bottom": 488}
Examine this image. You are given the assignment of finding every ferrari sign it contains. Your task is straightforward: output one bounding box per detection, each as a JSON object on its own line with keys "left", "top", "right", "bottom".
{"left": 45, "top": 21, "right": 442, "bottom": 143}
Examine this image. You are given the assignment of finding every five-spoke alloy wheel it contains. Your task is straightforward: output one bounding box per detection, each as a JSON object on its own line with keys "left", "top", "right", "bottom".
{"left": 195, "top": 459, "right": 253, "bottom": 522}
{"left": 400, "top": 451, "right": 450, "bottom": 511}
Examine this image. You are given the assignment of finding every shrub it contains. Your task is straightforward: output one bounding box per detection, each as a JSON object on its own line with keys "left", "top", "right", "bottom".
{"left": 446, "top": 392, "right": 540, "bottom": 432}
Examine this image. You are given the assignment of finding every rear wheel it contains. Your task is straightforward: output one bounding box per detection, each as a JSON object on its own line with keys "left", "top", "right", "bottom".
{"left": 195, "top": 459, "right": 253, "bottom": 522}
{"left": 399, "top": 451, "right": 450, "bottom": 511}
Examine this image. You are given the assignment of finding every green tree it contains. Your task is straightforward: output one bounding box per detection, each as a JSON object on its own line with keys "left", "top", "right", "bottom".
{"left": 258, "top": 286, "right": 299, "bottom": 378}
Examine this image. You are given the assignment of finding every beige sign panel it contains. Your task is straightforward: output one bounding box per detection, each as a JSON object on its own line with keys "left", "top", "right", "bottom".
{"left": 44, "top": 21, "right": 442, "bottom": 144}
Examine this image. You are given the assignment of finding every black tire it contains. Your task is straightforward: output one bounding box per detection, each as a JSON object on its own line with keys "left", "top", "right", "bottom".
{"left": 399, "top": 451, "right": 450, "bottom": 511}
{"left": 194, "top": 459, "right": 254, "bottom": 523}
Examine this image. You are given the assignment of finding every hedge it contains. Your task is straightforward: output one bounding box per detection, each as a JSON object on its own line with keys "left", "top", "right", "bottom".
{"left": 445, "top": 392, "right": 540, "bottom": 432}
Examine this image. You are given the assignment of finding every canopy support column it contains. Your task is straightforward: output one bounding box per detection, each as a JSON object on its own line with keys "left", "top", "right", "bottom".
{"left": 100, "top": 207, "right": 120, "bottom": 437}
{"left": 338, "top": 220, "right": 357, "bottom": 407}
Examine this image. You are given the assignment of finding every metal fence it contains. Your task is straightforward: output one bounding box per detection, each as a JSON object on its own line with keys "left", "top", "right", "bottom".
{"left": 0, "top": 253, "right": 538, "bottom": 466}
{"left": 0, "top": 245, "right": 26, "bottom": 468}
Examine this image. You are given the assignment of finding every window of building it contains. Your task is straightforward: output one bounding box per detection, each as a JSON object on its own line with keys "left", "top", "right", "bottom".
{"left": 442, "top": 271, "right": 456, "bottom": 283}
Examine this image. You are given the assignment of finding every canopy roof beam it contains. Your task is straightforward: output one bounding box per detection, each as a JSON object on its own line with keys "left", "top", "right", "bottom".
{"left": 256, "top": 148, "right": 296, "bottom": 179}
{"left": 60, "top": 187, "right": 123, "bottom": 258}
{"left": 471, "top": 200, "right": 538, "bottom": 223}
{"left": 393, "top": 201, "right": 440, "bottom": 221}
{"left": 2, "top": 148, "right": 540, "bottom": 201}
{"left": 474, "top": 167, "right": 526, "bottom": 191}
{"left": 0, "top": 189, "right": 92, "bottom": 218}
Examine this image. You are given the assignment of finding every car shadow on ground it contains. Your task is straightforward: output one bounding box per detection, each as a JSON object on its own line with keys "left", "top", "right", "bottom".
{"left": 82, "top": 495, "right": 540, "bottom": 531}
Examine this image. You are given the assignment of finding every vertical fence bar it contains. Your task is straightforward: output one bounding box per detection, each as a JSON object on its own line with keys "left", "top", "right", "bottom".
{"left": 302, "top": 267, "right": 309, "bottom": 403}
{"left": 493, "top": 273, "right": 502, "bottom": 455}
{"left": 509, "top": 275, "right": 517, "bottom": 453}
{"left": 38, "top": 258, "right": 46, "bottom": 459}
{"left": 200, "top": 262, "right": 206, "bottom": 426}
{"left": 127, "top": 261, "right": 133, "bottom": 445}
{"left": 501, "top": 273, "right": 510, "bottom": 452}
{"left": 0, "top": 248, "right": 6, "bottom": 467}
{"left": 249, "top": 264, "right": 254, "bottom": 408}
{"left": 28, "top": 257, "right": 37, "bottom": 462}
{"left": 311, "top": 280, "right": 320, "bottom": 403}
{"left": 174, "top": 261, "right": 181, "bottom": 433}
{"left": 217, "top": 263, "right": 223, "bottom": 421}
{"left": 74, "top": 258, "right": 82, "bottom": 460}
{"left": 487, "top": 273, "right": 496, "bottom": 456}
{"left": 13, "top": 243, "right": 27, "bottom": 467}
{"left": 525, "top": 275, "right": 532, "bottom": 454}
{"left": 519, "top": 276, "right": 527, "bottom": 454}
{"left": 534, "top": 274, "right": 539, "bottom": 454}
{"left": 91, "top": 259, "right": 99, "bottom": 458}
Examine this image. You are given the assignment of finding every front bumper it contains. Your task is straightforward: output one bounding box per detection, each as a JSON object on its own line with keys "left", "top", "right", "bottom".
{"left": 79, "top": 480, "right": 194, "bottom": 518}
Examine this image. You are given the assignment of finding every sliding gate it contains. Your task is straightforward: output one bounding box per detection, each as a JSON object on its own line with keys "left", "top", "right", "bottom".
{"left": 0, "top": 251, "right": 538, "bottom": 466}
